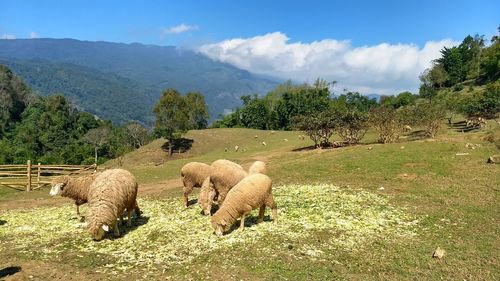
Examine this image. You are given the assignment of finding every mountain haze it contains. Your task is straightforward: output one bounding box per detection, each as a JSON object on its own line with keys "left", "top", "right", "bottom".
{"left": 0, "top": 38, "right": 279, "bottom": 125}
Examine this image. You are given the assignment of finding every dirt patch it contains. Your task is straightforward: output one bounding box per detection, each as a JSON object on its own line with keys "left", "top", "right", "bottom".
{"left": 403, "top": 162, "right": 429, "bottom": 168}
{"left": 138, "top": 178, "right": 182, "bottom": 197}
{"left": 395, "top": 173, "right": 418, "bottom": 180}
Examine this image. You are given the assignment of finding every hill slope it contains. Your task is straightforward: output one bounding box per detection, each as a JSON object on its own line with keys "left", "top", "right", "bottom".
{"left": 0, "top": 38, "right": 279, "bottom": 124}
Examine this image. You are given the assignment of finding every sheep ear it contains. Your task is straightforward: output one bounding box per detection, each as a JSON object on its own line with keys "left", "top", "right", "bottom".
{"left": 102, "top": 224, "right": 109, "bottom": 232}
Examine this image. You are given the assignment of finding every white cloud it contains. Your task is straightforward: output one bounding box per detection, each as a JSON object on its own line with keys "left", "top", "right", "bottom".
{"left": 1, "top": 33, "right": 15, "bottom": 39}
{"left": 162, "top": 23, "right": 199, "bottom": 35}
{"left": 198, "top": 32, "right": 458, "bottom": 95}
{"left": 29, "top": 31, "right": 38, "bottom": 39}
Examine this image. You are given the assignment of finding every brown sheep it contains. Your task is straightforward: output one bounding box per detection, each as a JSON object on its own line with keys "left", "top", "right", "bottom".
{"left": 86, "top": 169, "right": 140, "bottom": 240}
{"left": 49, "top": 173, "right": 100, "bottom": 218}
{"left": 248, "top": 161, "right": 267, "bottom": 175}
{"left": 181, "top": 162, "right": 213, "bottom": 207}
{"left": 211, "top": 173, "right": 277, "bottom": 236}
{"left": 198, "top": 159, "right": 245, "bottom": 215}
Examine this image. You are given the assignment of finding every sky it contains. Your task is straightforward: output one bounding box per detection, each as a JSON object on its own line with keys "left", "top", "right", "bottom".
{"left": 0, "top": 0, "right": 498, "bottom": 94}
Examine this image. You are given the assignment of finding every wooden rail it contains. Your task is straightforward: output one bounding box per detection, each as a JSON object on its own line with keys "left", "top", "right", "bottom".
{"left": 0, "top": 161, "right": 97, "bottom": 191}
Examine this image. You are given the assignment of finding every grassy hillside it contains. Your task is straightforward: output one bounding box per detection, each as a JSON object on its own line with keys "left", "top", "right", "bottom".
{"left": 0, "top": 124, "right": 499, "bottom": 280}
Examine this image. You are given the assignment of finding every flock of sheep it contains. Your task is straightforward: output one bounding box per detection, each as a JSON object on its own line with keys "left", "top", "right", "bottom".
{"left": 49, "top": 159, "right": 276, "bottom": 240}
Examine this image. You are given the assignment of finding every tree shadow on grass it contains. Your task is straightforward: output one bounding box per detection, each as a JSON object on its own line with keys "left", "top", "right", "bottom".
{"left": 406, "top": 130, "right": 429, "bottom": 141}
{"left": 0, "top": 266, "right": 21, "bottom": 278}
{"left": 0, "top": 219, "right": 6, "bottom": 226}
{"left": 452, "top": 121, "right": 480, "bottom": 132}
{"left": 161, "top": 138, "right": 194, "bottom": 154}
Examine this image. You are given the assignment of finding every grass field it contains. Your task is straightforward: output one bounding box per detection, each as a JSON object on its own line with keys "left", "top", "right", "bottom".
{"left": 0, "top": 123, "right": 499, "bottom": 280}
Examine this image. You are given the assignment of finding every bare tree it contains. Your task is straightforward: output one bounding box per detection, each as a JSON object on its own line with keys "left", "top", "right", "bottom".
{"left": 85, "top": 126, "right": 110, "bottom": 164}
{"left": 125, "top": 122, "right": 150, "bottom": 148}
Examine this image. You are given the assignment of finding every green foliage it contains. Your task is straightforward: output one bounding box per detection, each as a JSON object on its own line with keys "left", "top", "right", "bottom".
{"left": 0, "top": 65, "right": 133, "bottom": 164}
{"left": 412, "top": 103, "right": 446, "bottom": 138}
{"left": 381, "top": 91, "right": 418, "bottom": 109}
{"left": 153, "top": 88, "right": 209, "bottom": 156}
{"left": 459, "top": 82, "right": 500, "bottom": 118}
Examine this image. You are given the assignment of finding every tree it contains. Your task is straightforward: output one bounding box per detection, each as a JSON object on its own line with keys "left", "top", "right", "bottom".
{"left": 369, "top": 107, "right": 405, "bottom": 143}
{"left": 419, "top": 69, "right": 438, "bottom": 103}
{"left": 125, "top": 121, "right": 151, "bottom": 148}
{"left": 240, "top": 95, "right": 270, "bottom": 129}
{"left": 153, "top": 89, "right": 190, "bottom": 157}
{"left": 84, "top": 126, "right": 110, "bottom": 164}
{"left": 185, "top": 92, "right": 209, "bottom": 129}
{"left": 294, "top": 110, "right": 337, "bottom": 148}
{"left": 412, "top": 103, "right": 446, "bottom": 138}
{"left": 336, "top": 109, "right": 369, "bottom": 144}
{"left": 429, "top": 64, "right": 448, "bottom": 88}
{"left": 437, "top": 47, "right": 466, "bottom": 85}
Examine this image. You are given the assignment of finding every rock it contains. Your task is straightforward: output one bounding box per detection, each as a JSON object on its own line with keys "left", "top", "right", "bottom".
{"left": 378, "top": 186, "right": 385, "bottom": 191}
{"left": 262, "top": 141, "right": 267, "bottom": 146}
{"left": 283, "top": 138, "right": 289, "bottom": 142}
{"left": 487, "top": 155, "right": 500, "bottom": 164}
{"left": 432, "top": 247, "right": 445, "bottom": 259}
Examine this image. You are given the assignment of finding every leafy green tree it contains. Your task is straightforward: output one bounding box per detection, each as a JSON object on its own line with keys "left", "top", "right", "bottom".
{"left": 412, "top": 103, "right": 446, "bottom": 138}
{"left": 419, "top": 69, "right": 438, "bottom": 103}
{"left": 240, "top": 95, "right": 270, "bottom": 129}
{"left": 336, "top": 109, "right": 369, "bottom": 144}
{"left": 459, "top": 82, "right": 500, "bottom": 118}
{"left": 153, "top": 89, "right": 190, "bottom": 156}
{"left": 294, "top": 109, "right": 337, "bottom": 148}
{"left": 429, "top": 64, "right": 448, "bottom": 88}
{"left": 185, "top": 92, "right": 209, "bottom": 129}
{"left": 369, "top": 107, "right": 405, "bottom": 143}
{"left": 437, "top": 47, "right": 466, "bottom": 85}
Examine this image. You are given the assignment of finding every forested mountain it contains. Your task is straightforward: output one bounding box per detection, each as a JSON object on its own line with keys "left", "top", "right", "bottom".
{"left": 0, "top": 38, "right": 278, "bottom": 125}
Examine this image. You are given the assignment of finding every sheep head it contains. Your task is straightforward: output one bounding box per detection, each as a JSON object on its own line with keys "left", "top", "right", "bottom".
{"left": 88, "top": 223, "right": 109, "bottom": 241}
{"left": 49, "top": 176, "right": 69, "bottom": 196}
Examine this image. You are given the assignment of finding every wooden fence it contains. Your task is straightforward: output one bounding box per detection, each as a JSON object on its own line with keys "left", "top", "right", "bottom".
{"left": 0, "top": 160, "right": 97, "bottom": 191}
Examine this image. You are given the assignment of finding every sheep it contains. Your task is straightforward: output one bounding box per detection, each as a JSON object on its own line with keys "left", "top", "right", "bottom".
{"left": 86, "top": 169, "right": 140, "bottom": 240}
{"left": 181, "top": 162, "right": 213, "bottom": 207}
{"left": 211, "top": 159, "right": 242, "bottom": 170}
{"left": 261, "top": 141, "right": 267, "bottom": 146}
{"left": 248, "top": 161, "right": 267, "bottom": 175}
{"left": 403, "top": 125, "right": 412, "bottom": 132}
{"left": 198, "top": 159, "right": 246, "bottom": 215}
{"left": 234, "top": 145, "right": 239, "bottom": 152}
{"left": 211, "top": 173, "right": 277, "bottom": 236}
{"left": 198, "top": 159, "right": 247, "bottom": 215}
{"left": 49, "top": 173, "right": 100, "bottom": 218}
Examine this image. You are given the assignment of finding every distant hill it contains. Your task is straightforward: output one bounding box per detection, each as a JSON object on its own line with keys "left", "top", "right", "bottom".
{"left": 0, "top": 38, "right": 279, "bottom": 125}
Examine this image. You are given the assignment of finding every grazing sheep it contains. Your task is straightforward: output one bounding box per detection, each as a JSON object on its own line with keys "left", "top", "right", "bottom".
{"left": 49, "top": 173, "right": 100, "bottom": 218}
{"left": 254, "top": 135, "right": 259, "bottom": 139}
{"left": 298, "top": 135, "right": 305, "bottom": 140}
{"left": 86, "top": 169, "right": 140, "bottom": 240}
{"left": 211, "top": 173, "right": 277, "bottom": 236}
{"left": 248, "top": 161, "right": 267, "bottom": 175}
{"left": 198, "top": 159, "right": 245, "bottom": 215}
{"left": 234, "top": 145, "right": 239, "bottom": 152}
{"left": 181, "top": 162, "right": 213, "bottom": 207}
{"left": 403, "top": 125, "right": 412, "bottom": 132}
{"left": 211, "top": 159, "right": 242, "bottom": 170}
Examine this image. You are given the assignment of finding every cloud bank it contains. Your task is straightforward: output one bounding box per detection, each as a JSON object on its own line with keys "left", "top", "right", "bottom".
{"left": 198, "top": 32, "right": 458, "bottom": 95}
{"left": 162, "top": 23, "right": 199, "bottom": 35}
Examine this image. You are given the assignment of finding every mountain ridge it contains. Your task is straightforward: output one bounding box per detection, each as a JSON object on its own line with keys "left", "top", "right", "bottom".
{"left": 0, "top": 38, "right": 279, "bottom": 125}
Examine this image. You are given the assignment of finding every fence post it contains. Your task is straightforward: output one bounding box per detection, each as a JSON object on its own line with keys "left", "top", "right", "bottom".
{"left": 37, "top": 162, "right": 41, "bottom": 188}
{"left": 26, "top": 160, "right": 32, "bottom": 192}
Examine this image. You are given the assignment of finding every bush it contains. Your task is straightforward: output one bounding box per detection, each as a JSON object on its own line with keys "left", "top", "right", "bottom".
{"left": 337, "top": 110, "right": 369, "bottom": 144}
{"left": 294, "top": 110, "right": 337, "bottom": 148}
{"left": 369, "top": 107, "right": 405, "bottom": 143}
{"left": 412, "top": 103, "right": 446, "bottom": 138}
{"left": 459, "top": 82, "right": 500, "bottom": 119}
{"left": 453, "top": 84, "right": 464, "bottom": 92}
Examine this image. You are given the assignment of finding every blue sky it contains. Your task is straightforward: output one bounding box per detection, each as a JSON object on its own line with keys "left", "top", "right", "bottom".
{"left": 0, "top": 0, "right": 498, "bottom": 94}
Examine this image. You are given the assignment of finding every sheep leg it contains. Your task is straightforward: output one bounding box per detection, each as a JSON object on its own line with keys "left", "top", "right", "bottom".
{"left": 113, "top": 223, "right": 120, "bottom": 237}
{"left": 133, "top": 201, "right": 141, "bottom": 218}
{"left": 76, "top": 204, "right": 81, "bottom": 216}
{"left": 183, "top": 185, "right": 193, "bottom": 207}
{"left": 265, "top": 195, "right": 278, "bottom": 223}
{"left": 257, "top": 204, "right": 266, "bottom": 223}
{"left": 239, "top": 214, "right": 247, "bottom": 231}
{"left": 127, "top": 209, "right": 132, "bottom": 227}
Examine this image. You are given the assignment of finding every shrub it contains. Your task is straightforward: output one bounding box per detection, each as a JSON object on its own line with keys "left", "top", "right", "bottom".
{"left": 369, "top": 107, "right": 404, "bottom": 143}
{"left": 412, "top": 103, "right": 446, "bottom": 138}
{"left": 337, "top": 110, "right": 369, "bottom": 145}
{"left": 294, "top": 110, "right": 337, "bottom": 148}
